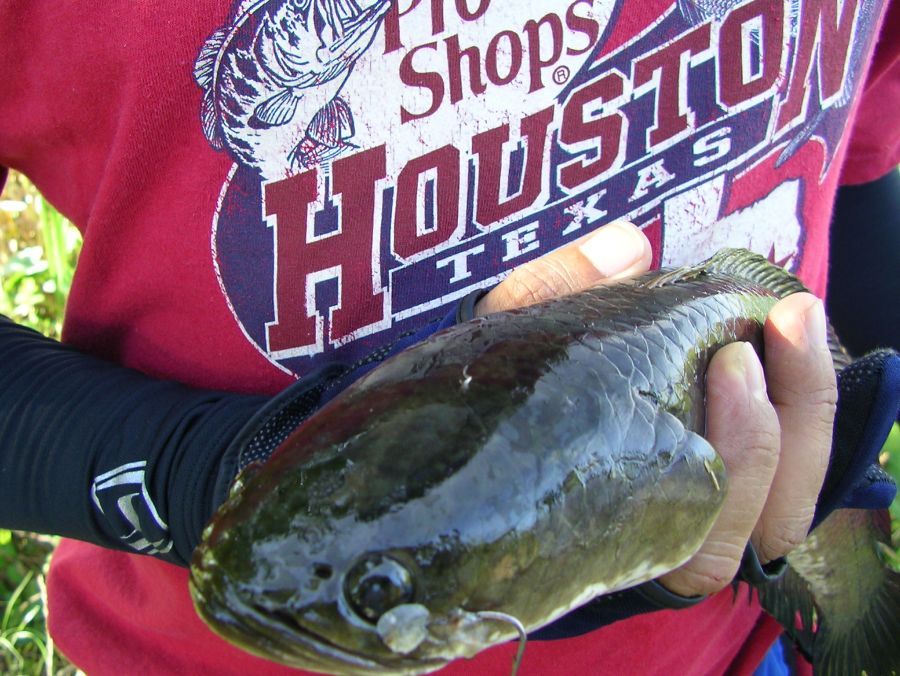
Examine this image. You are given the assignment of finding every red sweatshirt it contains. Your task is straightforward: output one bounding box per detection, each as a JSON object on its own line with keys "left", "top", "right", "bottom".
{"left": 0, "top": 0, "right": 897, "bottom": 673}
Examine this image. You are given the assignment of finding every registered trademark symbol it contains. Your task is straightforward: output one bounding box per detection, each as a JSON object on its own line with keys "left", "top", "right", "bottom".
{"left": 553, "top": 66, "right": 570, "bottom": 84}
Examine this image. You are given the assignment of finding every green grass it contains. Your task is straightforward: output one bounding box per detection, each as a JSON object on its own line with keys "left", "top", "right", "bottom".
{"left": 0, "top": 531, "right": 74, "bottom": 675}
{"left": 883, "top": 423, "right": 900, "bottom": 571}
{"left": 0, "top": 179, "right": 80, "bottom": 339}
{"left": 884, "top": 422, "right": 900, "bottom": 516}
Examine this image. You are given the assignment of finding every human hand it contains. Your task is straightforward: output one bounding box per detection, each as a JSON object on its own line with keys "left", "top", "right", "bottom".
{"left": 658, "top": 292, "right": 836, "bottom": 596}
{"left": 475, "top": 222, "right": 837, "bottom": 599}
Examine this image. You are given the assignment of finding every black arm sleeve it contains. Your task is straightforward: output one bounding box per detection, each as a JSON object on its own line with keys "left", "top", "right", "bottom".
{"left": 0, "top": 316, "right": 267, "bottom": 565}
{"left": 827, "top": 168, "right": 900, "bottom": 354}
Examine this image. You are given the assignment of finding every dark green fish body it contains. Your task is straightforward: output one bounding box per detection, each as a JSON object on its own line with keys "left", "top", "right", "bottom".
{"left": 190, "top": 249, "right": 897, "bottom": 674}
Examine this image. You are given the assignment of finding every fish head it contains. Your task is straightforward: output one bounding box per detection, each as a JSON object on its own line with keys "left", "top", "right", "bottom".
{"left": 190, "top": 383, "right": 525, "bottom": 673}
{"left": 191, "top": 505, "right": 514, "bottom": 674}
{"left": 264, "top": 0, "right": 394, "bottom": 76}
{"left": 191, "top": 547, "right": 484, "bottom": 674}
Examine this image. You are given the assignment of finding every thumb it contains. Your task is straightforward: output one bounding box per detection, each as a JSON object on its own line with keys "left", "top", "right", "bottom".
{"left": 475, "top": 221, "right": 653, "bottom": 316}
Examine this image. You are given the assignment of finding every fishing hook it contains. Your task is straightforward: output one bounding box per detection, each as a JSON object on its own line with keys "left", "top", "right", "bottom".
{"left": 476, "top": 611, "right": 527, "bottom": 676}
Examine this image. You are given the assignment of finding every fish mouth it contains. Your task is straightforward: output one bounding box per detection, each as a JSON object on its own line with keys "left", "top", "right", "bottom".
{"left": 191, "top": 576, "right": 445, "bottom": 674}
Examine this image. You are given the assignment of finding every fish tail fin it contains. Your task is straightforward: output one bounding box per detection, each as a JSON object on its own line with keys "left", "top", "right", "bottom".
{"left": 816, "top": 562, "right": 900, "bottom": 675}
{"left": 758, "top": 509, "right": 900, "bottom": 675}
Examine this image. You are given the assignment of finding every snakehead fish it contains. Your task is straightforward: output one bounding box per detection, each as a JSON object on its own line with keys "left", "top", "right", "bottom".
{"left": 190, "top": 249, "right": 900, "bottom": 675}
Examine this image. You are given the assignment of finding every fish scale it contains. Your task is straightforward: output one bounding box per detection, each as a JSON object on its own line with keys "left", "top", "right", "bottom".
{"left": 191, "top": 249, "right": 898, "bottom": 675}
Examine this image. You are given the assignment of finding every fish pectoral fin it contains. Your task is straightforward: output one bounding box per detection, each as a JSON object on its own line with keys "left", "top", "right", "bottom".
{"left": 306, "top": 97, "right": 355, "bottom": 147}
{"left": 755, "top": 564, "right": 817, "bottom": 661}
{"left": 252, "top": 88, "right": 301, "bottom": 128}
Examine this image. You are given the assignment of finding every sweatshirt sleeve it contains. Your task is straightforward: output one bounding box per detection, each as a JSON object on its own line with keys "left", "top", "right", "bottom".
{"left": 840, "top": 0, "right": 900, "bottom": 185}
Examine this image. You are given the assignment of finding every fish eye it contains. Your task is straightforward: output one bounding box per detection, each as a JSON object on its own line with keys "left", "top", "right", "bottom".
{"left": 344, "top": 553, "right": 415, "bottom": 623}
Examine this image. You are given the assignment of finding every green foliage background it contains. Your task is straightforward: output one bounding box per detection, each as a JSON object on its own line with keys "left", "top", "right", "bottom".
{"left": 0, "top": 170, "right": 897, "bottom": 674}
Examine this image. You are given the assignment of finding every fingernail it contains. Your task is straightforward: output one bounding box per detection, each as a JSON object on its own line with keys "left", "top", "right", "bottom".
{"left": 803, "top": 297, "right": 827, "bottom": 348}
{"left": 578, "top": 222, "right": 647, "bottom": 278}
{"left": 739, "top": 342, "right": 767, "bottom": 400}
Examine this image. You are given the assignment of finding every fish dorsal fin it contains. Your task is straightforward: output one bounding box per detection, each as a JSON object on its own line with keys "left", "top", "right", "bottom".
{"left": 194, "top": 27, "right": 230, "bottom": 150}
{"left": 644, "top": 249, "right": 809, "bottom": 298}
{"left": 695, "top": 248, "right": 810, "bottom": 298}
{"left": 641, "top": 260, "right": 708, "bottom": 289}
{"left": 193, "top": 27, "right": 229, "bottom": 90}
{"left": 700, "top": 248, "right": 852, "bottom": 368}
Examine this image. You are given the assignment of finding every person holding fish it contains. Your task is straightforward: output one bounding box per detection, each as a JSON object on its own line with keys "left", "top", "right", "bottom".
{"left": 0, "top": 0, "right": 898, "bottom": 674}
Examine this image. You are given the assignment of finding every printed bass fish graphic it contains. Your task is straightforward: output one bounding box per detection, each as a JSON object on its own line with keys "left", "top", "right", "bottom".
{"left": 190, "top": 249, "right": 899, "bottom": 675}
{"left": 194, "top": 0, "right": 392, "bottom": 178}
